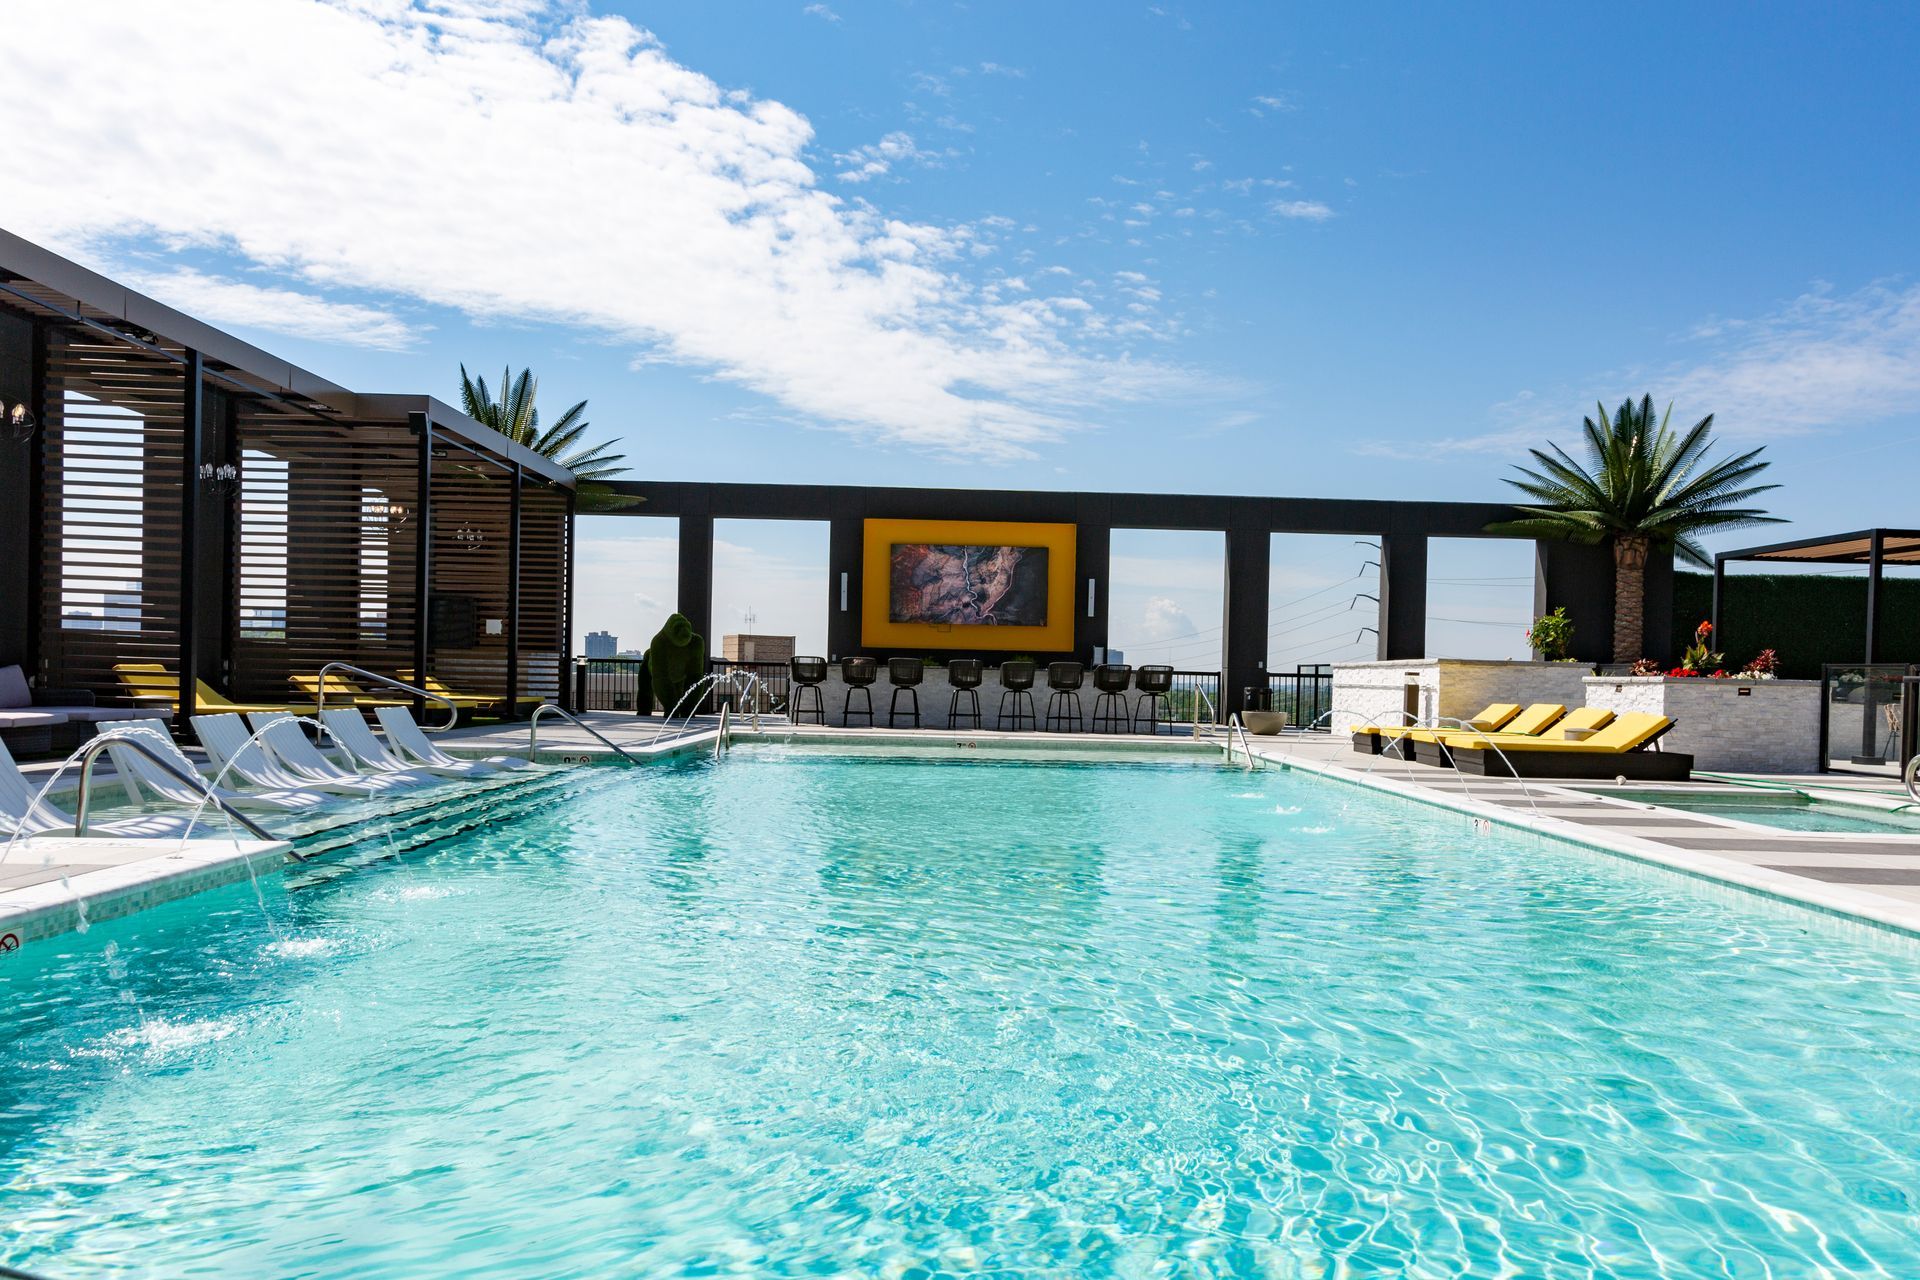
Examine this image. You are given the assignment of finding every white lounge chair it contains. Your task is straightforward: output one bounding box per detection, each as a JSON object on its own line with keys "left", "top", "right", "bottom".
{"left": 105, "top": 721, "right": 328, "bottom": 814}
{"left": 375, "top": 706, "right": 529, "bottom": 775}
{"left": 195, "top": 713, "right": 394, "bottom": 798}
{"left": 243, "top": 714, "right": 438, "bottom": 793}
{"left": 0, "top": 736, "right": 201, "bottom": 839}
{"left": 321, "top": 708, "right": 492, "bottom": 780}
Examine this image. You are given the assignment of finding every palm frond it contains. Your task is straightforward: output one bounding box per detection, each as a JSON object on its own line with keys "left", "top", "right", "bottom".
{"left": 1486, "top": 393, "right": 1774, "bottom": 547}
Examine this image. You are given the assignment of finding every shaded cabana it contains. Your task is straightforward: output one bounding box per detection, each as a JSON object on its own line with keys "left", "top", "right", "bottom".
{"left": 1713, "top": 529, "right": 1920, "bottom": 770}
{"left": 1712, "top": 529, "right": 1920, "bottom": 663}
{"left": 0, "top": 231, "right": 574, "bottom": 729}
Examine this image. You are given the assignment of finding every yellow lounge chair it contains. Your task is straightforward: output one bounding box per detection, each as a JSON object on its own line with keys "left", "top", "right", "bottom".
{"left": 1411, "top": 706, "right": 1611, "bottom": 766}
{"left": 1439, "top": 712, "right": 1689, "bottom": 779}
{"left": 113, "top": 663, "right": 310, "bottom": 716}
{"left": 403, "top": 673, "right": 542, "bottom": 716}
{"left": 1352, "top": 702, "right": 1520, "bottom": 754}
{"left": 1405, "top": 702, "right": 1567, "bottom": 745}
{"left": 289, "top": 673, "right": 410, "bottom": 711}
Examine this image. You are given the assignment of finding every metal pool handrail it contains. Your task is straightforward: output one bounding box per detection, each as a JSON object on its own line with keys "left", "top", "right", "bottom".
{"left": 527, "top": 704, "right": 641, "bottom": 763}
{"left": 316, "top": 662, "right": 460, "bottom": 733}
{"left": 715, "top": 701, "right": 731, "bottom": 757}
{"left": 1191, "top": 687, "right": 1217, "bottom": 737}
{"left": 1225, "top": 713, "right": 1260, "bottom": 770}
{"left": 1905, "top": 752, "right": 1919, "bottom": 803}
{"left": 72, "top": 733, "right": 279, "bottom": 843}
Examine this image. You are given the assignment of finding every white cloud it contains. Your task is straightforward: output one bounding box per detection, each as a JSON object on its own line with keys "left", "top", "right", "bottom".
{"left": 0, "top": 0, "right": 1182, "bottom": 461}
{"left": 978, "top": 61, "right": 1026, "bottom": 78}
{"left": 1140, "top": 595, "right": 1197, "bottom": 641}
{"left": 1668, "top": 281, "right": 1920, "bottom": 438}
{"left": 1269, "top": 199, "right": 1334, "bottom": 221}
{"left": 124, "top": 268, "right": 422, "bottom": 351}
{"left": 832, "top": 131, "right": 937, "bottom": 183}
{"left": 1356, "top": 280, "right": 1920, "bottom": 458}
{"left": 802, "top": 3, "right": 840, "bottom": 21}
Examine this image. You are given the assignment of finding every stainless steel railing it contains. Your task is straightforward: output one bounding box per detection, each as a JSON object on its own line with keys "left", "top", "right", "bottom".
{"left": 527, "top": 704, "right": 641, "bottom": 763}
{"left": 72, "top": 734, "right": 283, "bottom": 846}
{"left": 315, "top": 662, "right": 460, "bottom": 733}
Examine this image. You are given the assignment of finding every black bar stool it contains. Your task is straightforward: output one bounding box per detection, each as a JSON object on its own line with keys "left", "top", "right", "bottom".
{"left": 788, "top": 656, "right": 826, "bottom": 725}
{"left": 1132, "top": 665, "right": 1174, "bottom": 734}
{"left": 946, "top": 658, "right": 983, "bottom": 730}
{"left": 1090, "top": 663, "right": 1133, "bottom": 732}
{"left": 886, "top": 657, "right": 924, "bottom": 728}
{"left": 840, "top": 656, "right": 876, "bottom": 727}
{"left": 997, "top": 659, "right": 1037, "bottom": 731}
{"left": 1045, "top": 661, "right": 1085, "bottom": 732}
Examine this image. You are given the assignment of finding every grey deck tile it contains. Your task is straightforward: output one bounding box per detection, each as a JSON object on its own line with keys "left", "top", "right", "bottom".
{"left": 1763, "top": 866, "right": 1920, "bottom": 886}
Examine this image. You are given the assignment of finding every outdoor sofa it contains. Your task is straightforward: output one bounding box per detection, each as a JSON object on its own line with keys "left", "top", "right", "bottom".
{"left": 0, "top": 662, "right": 146, "bottom": 755}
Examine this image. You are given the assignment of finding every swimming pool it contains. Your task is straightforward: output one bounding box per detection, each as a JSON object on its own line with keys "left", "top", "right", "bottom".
{"left": 1600, "top": 787, "right": 1920, "bottom": 835}
{"left": 4, "top": 748, "right": 1919, "bottom": 1276}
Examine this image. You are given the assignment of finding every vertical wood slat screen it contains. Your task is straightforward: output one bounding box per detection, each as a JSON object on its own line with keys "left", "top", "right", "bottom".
{"left": 426, "top": 446, "right": 511, "bottom": 701}
{"left": 38, "top": 332, "right": 186, "bottom": 703}
{"left": 517, "top": 481, "right": 568, "bottom": 701}
{"left": 231, "top": 406, "right": 420, "bottom": 705}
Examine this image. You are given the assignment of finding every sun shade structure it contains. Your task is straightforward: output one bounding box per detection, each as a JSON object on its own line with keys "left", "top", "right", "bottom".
{"left": 1713, "top": 529, "right": 1920, "bottom": 664}
{"left": 0, "top": 230, "right": 576, "bottom": 725}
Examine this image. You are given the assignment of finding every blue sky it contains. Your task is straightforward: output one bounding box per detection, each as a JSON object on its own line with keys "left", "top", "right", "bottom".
{"left": 8, "top": 1, "right": 1918, "bottom": 662}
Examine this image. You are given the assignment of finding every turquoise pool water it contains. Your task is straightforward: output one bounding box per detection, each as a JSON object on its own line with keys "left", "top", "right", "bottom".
{"left": 3, "top": 749, "right": 1920, "bottom": 1277}
{"left": 1610, "top": 788, "right": 1920, "bottom": 835}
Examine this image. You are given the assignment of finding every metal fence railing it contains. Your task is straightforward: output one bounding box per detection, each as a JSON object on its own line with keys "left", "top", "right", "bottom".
{"left": 1164, "top": 670, "right": 1221, "bottom": 727}
{"left": 709, "top": 660, "right": 790, "bottom": 714}
{"left": 571, "top": 656, "right": 795, "bottom": 714}
{"left": 574, "top": 657, "right": 647, "bottom": 712}
{"left": 1265, "top": 664, "right": 1333, "bottom": 729}
{"left": 572, "top": 658, "right": 1229, "bottom": 730}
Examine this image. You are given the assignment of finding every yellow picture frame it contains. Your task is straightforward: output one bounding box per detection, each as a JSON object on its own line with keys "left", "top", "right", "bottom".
{"left": 861, "top": 518, "right": 1077, "bottom": 652}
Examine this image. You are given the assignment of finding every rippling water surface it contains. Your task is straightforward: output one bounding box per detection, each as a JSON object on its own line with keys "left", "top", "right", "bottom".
{"left": 4, "top": 749, "right": 1920, "bottom": 1278}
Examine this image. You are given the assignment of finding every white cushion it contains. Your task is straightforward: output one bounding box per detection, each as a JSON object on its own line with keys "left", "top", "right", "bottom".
{"left": 0, "top": 665, "right": 30, "bottom": 710}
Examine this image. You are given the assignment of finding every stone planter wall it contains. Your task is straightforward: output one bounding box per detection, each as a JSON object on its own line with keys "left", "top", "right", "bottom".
{"left": 1582, "top": 675, "right": 1822, "bottom": 773}
{"left": 1330, "top": 659, "right": 1593, "bottom": 733}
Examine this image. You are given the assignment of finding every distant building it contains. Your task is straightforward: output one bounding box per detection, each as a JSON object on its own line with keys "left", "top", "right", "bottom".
{"left": 584, "top": 630, "right": 618, "bottom": 659}
{"left": 723, "top": 633, "right": 795, "bottom": 664}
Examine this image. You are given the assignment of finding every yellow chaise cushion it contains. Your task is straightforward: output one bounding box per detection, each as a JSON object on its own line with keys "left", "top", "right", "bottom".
{"left": 1447, "top": 711, "right": 1671, "bottom": 754}
{"left": 1355, "top": 702, "right": 1519, "bottom": 738}
{"left": 1405, "top": 703, "right": 1565, "bottom": 744}
{"left": 112, "top": 663, "right": 305, "bottom": 715}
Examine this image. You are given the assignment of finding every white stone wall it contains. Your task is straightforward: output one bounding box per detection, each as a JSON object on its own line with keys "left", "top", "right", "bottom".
{"left": 1330, "top": 660, "right": 1593, "bottom": 732}
{"left": 1582, "top": 675, "right": 1822, "bottom": 773}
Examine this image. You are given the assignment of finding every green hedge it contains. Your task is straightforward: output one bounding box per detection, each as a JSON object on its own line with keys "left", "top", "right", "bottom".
{"left": 1671, "top": 571, "right": 1920, "bottom": 679}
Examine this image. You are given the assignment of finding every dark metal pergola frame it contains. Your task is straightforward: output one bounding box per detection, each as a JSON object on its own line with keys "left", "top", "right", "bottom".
{"left": 0, "top": 229, "right": 576, "bottom": 726}
{"left": 1712, "top": 528, "right": 1920, "bottom": 663}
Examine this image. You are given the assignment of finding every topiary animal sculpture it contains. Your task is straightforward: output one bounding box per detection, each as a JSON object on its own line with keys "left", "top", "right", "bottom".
{"left": 648, "top": 613, "right": 705, "bottom": 713}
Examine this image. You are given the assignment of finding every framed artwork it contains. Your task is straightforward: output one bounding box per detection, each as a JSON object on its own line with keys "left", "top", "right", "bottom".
{"left": 861, "top": 519, "right": 1076, "bottom": 651}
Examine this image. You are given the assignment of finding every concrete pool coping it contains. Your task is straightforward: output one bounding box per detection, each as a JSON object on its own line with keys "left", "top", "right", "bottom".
{"left": 7, "top": 712, "right": 1920, "bottom": 952}
{"left": 0, "top": 721, "right": 724, "bottom": 953}
{"left": 1243, "top": 735, "right": 1920, "bottom": 943}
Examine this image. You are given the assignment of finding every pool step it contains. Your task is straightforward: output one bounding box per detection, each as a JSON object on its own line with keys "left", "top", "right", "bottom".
{"left": 282, "top": 767, "right": 602, "bottom": 886}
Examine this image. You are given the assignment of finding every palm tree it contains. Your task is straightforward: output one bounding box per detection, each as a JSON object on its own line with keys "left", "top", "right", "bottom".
{"left": 1486, "top": 396, "right": 1782, "bottom": 662}
{"left": 458, "top": 364, "right": 639, "bottom": 512}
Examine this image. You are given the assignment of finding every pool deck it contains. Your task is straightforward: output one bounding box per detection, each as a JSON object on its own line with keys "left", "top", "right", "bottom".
{"left": 1240, "top": 733, "right": 1920, "bottom": 938}
{"left": 5, "top": 713, "right": 1919, "bottom": 951}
